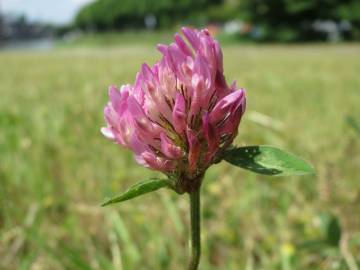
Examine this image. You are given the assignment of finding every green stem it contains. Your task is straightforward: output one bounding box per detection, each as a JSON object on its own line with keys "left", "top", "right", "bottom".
{"left": 188, "top": 187, "right": 201, "bottom": 270}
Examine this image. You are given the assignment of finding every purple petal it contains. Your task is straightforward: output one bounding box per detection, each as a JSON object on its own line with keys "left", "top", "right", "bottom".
{"left": 160, "top": 132, "right": 182, "bottom": 159}
{"left": 101, "top": 127, "right": 115, "bottom": 140}
{"left": 209, "top": 89, "right": 246, "bottom": 124}
{"left": 186, "top": 128, "right": 200, "bottom": 173}
{"left": 174, "top": 33, "right": 193, "bottom": 56}
{"left": 142, "top": 151, "right": 175, "bottom": 172}
{"left": 213, "top": 40, "right": 223, "bottom": 73}
{"left": 201, "top": 113, "right": 219, "bottom": 163}
{"left": 182, "top": 27, "right": 200, "bottom": 51}
{"left": 172, "top": 93, "right": 187, "bottom": 134}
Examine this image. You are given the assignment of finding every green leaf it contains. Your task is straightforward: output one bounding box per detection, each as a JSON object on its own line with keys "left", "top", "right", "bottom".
{"left": 319, "top": 213, "right": 342, "bottom": 246}
{"left": 102, "top": 178, "right": 170, "bottom": 206}
{"left": 224, "top": 145, "right": 315, "bottom": 176}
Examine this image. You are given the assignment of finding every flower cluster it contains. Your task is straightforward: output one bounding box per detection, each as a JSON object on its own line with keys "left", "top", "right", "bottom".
{"left": 102, "top": 27, "right": 246, "bottom": 192}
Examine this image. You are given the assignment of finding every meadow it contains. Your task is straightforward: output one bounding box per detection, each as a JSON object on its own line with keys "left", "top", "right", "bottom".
{"left": 0, "top": 36, "right": 360, "bottom": 269}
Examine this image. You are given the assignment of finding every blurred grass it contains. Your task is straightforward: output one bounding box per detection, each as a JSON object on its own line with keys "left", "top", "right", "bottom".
{"left": 0, "top": 38, "right": 360, "bottom": 269}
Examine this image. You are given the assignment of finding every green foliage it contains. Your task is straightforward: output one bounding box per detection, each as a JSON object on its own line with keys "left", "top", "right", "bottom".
{"left": 224, "top": 145, "right": 315, "bottom": 176}
{"left": 75, "top": 0, "right": 223, "bottom": 30}
{"left": 72, "top": 0, "right": 360, "bottom": 41}
{"left": 239, "top": 0, "right": 360, "bottom": 41}
{"left": 319, "top": 213, "right": 342, "bottom": 246}
{"left": 102, "top": 178, "right": 171, "bottom": 206}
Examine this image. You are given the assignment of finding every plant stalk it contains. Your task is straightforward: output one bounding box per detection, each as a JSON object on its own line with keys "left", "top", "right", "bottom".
{"left": 188, "top": 187, "right": 201, "bottom": 270}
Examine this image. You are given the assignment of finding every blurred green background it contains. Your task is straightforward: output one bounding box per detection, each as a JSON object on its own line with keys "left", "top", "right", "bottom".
{"left": 72, "top": 0, "right": 360, "bottom": 42}
{"left": 1, "top": 0, "right": 360, "bottom": 269}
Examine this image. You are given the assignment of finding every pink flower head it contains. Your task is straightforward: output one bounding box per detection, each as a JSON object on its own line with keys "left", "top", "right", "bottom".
{"left": 102, "top": 27, "right": 246, "bottom": 192}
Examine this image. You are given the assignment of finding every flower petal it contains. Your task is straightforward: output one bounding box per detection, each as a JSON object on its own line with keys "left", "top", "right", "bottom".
{"left": 172, "top": 93, "right": 187, "bottom": 134}
{"left": 186, "top": 128, "right": 201, "bottom": 173}
{"left": 160, "top": 132, "right": 183, "bottom": 159}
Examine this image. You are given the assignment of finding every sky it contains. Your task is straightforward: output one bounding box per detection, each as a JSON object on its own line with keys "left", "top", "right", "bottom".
{"left": 1, "top": 0, "right": 93, "bottom": 25}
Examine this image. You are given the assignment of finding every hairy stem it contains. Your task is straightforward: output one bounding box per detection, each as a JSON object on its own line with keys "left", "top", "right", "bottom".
{"left": 188, "top": 187, "right": 201, "bottom": 270}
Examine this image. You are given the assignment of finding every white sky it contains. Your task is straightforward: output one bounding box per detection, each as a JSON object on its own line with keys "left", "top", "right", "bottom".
{"left": 1, "top": 0, "right": 94, "bottom": 25}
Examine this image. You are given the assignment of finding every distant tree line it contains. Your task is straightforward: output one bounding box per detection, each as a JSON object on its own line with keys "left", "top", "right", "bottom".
{"left": 73, "top": 0, "right": 360, "bottom": 41}
{"left": 74, "top": 0, "right": 224, "bottom": 30}
{"left": 239, "top": 0, "right": 360, "bottom": 41}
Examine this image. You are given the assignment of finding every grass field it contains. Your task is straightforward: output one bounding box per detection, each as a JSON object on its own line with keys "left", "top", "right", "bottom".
{"left": 1, "top": 38, "right": 360, "bottom": 269}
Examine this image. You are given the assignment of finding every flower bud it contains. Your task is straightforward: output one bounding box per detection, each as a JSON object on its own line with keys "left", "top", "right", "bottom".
{"left": 102, "top": 27, "right": 246, "bottom": 192}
